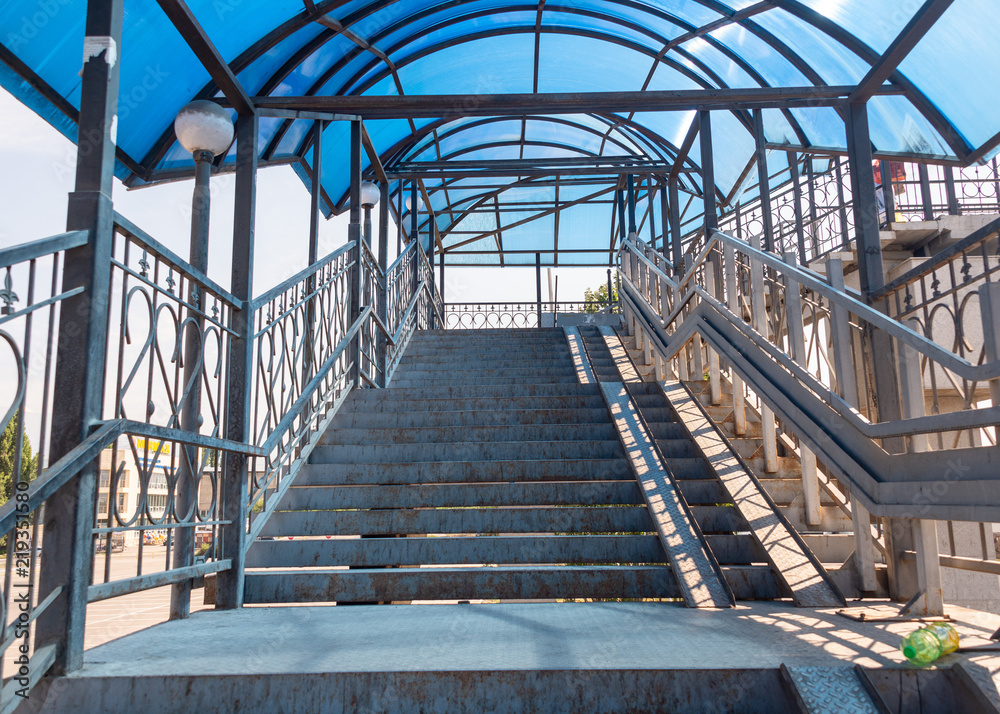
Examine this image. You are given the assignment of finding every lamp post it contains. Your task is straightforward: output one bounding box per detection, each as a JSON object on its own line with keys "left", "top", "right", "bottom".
{"left": 170, "top": 100, "right": 234, "bottom": 620}
{"left": 360, "top": 180, "right": 380, "bottom": 248}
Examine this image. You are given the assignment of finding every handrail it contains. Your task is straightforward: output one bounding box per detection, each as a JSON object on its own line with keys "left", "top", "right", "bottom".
{"left": 250, "top": 240, "right": 356, "bottom": 309}
{"left": 0, "top": 230, "right": 88, "bottom": 267}
{"left": 386, "top": 236, "right": 416, "bottom": 276}
{"left": 619, "top": 266, "right": 1000, "bottom": 439}
{"left": 113, "top": 212, "right": 240, "bottom": 307}
{"left": 708, "top": 230, "right": 1000, "bottom": 381}
{"left": 260, "top": 304, "right": 372, "bottom": 454}
{"left": 623, "top": 241, "right": 679, "bottom": 290}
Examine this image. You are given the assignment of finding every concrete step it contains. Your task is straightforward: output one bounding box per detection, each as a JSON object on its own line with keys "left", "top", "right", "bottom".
{"left": 246, "top": 534, "right": 667, "bottom": 568}
{"left": 310, "top": 439, "right": 624, "bottom": 464}
{"left": 392, "top": 367, "right": 578, "bottom": 380}
{"left": 391, "top": 375, "right": 582, "bottom": 388}
{"left": 706, "top": 534, "right": 769, "bottom": 565}
{"left": 396, "top": 353, "right": 573, "bottom": 367}
{"left": 758, "top": 478, "right": 843, "bottom": 508}
{"left": 660, "top": 457, "right": 715, "bottom": 480}
{"left": 243, "top": 565, "right": 681, "bottom": 603}
{"left": 329, "top": 407, "right": 612, "bottom": 429}
{"left": 320, "top": 423, "right": 618, "bottom": 446}
{"left": 653, "top": 438, "right": 701, "bottom": 459}
{"left": 296, "top": 459, "right": 633, "bottom": 486}
{"left": 689, "top": 505, "right": 747, "bottom": 534}
{"left": 744, "top": 456, "right": 802, "bottom": 480}
{"left": 339, "top": 394, "right": 607, "bottom": 413}
{"left": 279, "top": 481, "right": 644, "bottom": 511}
{"left": 356, "top": 383, "right": 600, "bottom": 400}
{"left": 676, "top": 479, "right": 730, "bottom": 505}
{"left": 778, "top": 504, "right": 855, "bottom": 533}
{"left": 415, "top": 328, "right": 565, "bottom": 339}
{"left": 259, "top": 505, "right": 655, "bottom": 538}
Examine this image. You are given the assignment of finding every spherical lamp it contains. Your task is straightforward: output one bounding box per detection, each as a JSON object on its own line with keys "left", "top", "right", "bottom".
{"left": 360, "top": 180, "right": 381, "bottom": 209}
{"left": 174, "top": 100, "right": 235, "bottom": 157}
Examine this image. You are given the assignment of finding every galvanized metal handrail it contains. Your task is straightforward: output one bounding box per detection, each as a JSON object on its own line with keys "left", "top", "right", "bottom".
{"left": 0, "top": 230, "right": 88, "bottom": 267}
{"left": 250, "top": 240, "right": 356, "bottom": 310}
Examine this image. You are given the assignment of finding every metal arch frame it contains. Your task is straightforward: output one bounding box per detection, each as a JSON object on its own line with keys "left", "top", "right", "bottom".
{"left": 313, "top": 111, "right": 703, "bottom": 216}
{"left": 125, "top": 0, "right": 971, "bottom": 182}
{"left": 54, "top": 0, "right": 969, "bottom": 185}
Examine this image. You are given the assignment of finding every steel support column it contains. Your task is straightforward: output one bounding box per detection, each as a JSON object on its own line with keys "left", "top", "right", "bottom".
{"left": 668, "top": 175, "right": 682, "bottom": 276}
{"left": 788, "top": 152, "right": 807, "bottom": 263}
{"left": 348, "top": 120, "right": 362, "bottom": 386}
{"left": 216, "top": 112, "right": 258, "bottom": 610}
{"left": 752, "top": 110, "right": 774, "bottom": 253}
{"left": 626, "top": 175, "right": 637, "bottom": 238}
{"left": 377, "top": 180, "right": 389, "bottom": 387}
{"left": 37, "top": 0, "right": 123, "bottom": 674}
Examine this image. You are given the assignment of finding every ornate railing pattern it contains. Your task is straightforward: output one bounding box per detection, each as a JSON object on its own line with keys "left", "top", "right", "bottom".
{"left": 0, "top": 230, "right": 87, "bottom": 682}
{"left": 444, "top": 301, "right": 609, "bottom": 329}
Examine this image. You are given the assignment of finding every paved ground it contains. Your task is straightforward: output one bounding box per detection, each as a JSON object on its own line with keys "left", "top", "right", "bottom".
{"left": 2, "top": 546, "right": 209, "bottom": 676}
{"left": 75, "top": 600, "right": 1000, "bottom": 677}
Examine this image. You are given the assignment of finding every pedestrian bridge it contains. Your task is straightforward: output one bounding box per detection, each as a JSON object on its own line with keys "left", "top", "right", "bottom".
{"left": 2, "top": 1, "right": 1000, "bottom": 711}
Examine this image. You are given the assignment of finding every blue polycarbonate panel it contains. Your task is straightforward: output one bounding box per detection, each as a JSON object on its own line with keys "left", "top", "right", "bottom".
{"left": 762, "top": 109, "right": 799, "bottom": 146}
{"left": 708, "top": 111, "right": 755, "bottom": 196}
{"left": 646, "top": 63, "right": 704, "bottom": 93}
{"left": 274, "top": 118, "right": 313, "bottom": 157}
{"left": 867, "top": 96, "right": 952, "bottom": 158}
{"left": 394, "top": 34, "right": 534, "bottom": 95}
{"left": 284, "top": 33, "right": 361, "bottom": 97}
{"left": 434, "top": 120, "right": 525, "bottom": 158}
{"left": 898, "top": 0, "right": 1000, "bottom": 150}
{"left": 678, "top": 37, "right": 758, "bottom": 89}
{"left": 566, "top": 0, "right": 720, "bottom": 35}
{"left": 237, "top": 23, "right": 326, "bottom": 95}
{"left": 187, "top": 0, "right": 300, "bottom": 61}
{"left": 752, "top": 8, "right": 872, "bottom": 86}
{"left": 788, "top": 107, "right": 848, "bottom": 150}
{"left": 0, "top": 1, "right": 85, "bottom": 103}
{"left": 557, "top": 202, "right": 616, "bottom": 249}
{"left": 524, "top": 121, "right": 606, "bottom": 156}
{"left": 498, "top": 213, "right": 556, "bottom": 254}
{"left": 707, "top": 24, "right": 811, "bottom": 88}
{"left": 795, "top": 0, "right": 911, "bottom": 54}
{"left": 543, "top": 11, "right": 665, "bottom": 53}
{"left": 537, "top": 34, "right": 656, "bottom": 93}
{"left": 628, "top": 110, "right": 699, "bottom": 157}
{"left": 522, "top": 144, "right": 592, "bottom": 160}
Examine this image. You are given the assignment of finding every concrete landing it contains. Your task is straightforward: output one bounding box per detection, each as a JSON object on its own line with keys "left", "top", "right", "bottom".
{"left": 19, "top": 602, "right": 1000, "bottom": 713}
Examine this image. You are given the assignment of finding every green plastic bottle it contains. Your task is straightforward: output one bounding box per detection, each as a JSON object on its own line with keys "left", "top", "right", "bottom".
{"left": 900, "top": 622, "right": 959, "bottom": 665}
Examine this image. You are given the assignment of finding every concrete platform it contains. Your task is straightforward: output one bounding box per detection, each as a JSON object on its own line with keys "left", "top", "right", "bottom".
{"left": 17, "top": 601, "right": 1000, "bottom": 712}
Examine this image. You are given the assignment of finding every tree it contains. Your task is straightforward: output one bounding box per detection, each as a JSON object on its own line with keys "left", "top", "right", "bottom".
{"left": 583, "top": 280, "right": 619, "bottom": 313}
{"left": 0, "top": 414, "right": 37, "bottom": 506}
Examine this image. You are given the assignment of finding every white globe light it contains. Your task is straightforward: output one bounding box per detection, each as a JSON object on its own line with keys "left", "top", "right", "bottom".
{"left": 174, "top": 100, "right": 235, "bottom": 156}
{"left": 360, "top": 180, "right": 380, "bottom": 208}
{"left": 405, "top": 195, "right": 424, "bottom": 211}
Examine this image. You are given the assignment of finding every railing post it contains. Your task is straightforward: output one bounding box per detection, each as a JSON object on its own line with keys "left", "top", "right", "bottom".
{"left": 535, "top": 252, "right": 542, "bottom": 330}
{"left": 304, "top": 120, "right": 323, "bottom": 386}
{"left": 704, "top": 266, "right": 722, "bottom": 405}
{"left": 980, "top": 282, "right": 1000, "bottom": 448}
{"left": 918, "top": 163, "right": 934, "bottom": 221}
{"left": 724, "top": 243, "right": 747, "bottom": 436}
{"left": 748, "top": 236, "right": 778, "bottom": 472}
{"left": 944, "top": 166, "right": 961, "bottom": 216}
{"left": 880, "top": 159, "right": 896, "bottom": 226}
{"left": 216, "top": 112, "right": 258, "bottom": 610}
{"left": 36, "top": 0, "right": 122, "bottom": 674}
{"left": 788, "top": 153, "right": 807, "bottom": 264}
{"left": 348, "top": 120, "right": 363, "bottom": 385}
{"left": 782, "top": 253, "right": 820, "bottom": 527}
{"left": 752, "top": 110, "right": 775, "bottom": 253}
{"left": 826, "top": 258, "right": 878, "bottom": 593}
{"left": 377, "top": 180, "right": 389, "bottom": 387}
{"left": 897, "top": 323, "right": 944, "bottom": 616}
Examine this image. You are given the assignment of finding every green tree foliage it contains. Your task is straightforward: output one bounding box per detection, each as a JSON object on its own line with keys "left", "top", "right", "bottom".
{"left": 0, "top": 414, "right": 37, "bottom": 506}
{"left": 583, "top": 281, "right": 619, "bottom": 313}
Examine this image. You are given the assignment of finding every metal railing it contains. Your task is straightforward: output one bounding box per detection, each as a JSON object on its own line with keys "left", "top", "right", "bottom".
{"left": 618, "top": 230, "right": 1000, "bottom": 600}
{"left": 444, "top": 301, "right": 616, "bottom": 329}
{"left": 0, "top": 219, "right": 442, "bottom": 702}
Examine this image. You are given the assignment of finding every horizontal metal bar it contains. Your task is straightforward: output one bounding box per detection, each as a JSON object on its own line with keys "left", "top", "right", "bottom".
{"left": 113, "top": 213, "right": 240, "bottom": 307}
{"left": 255, "top": 108, "right": 360, "bottom": 122}
{"left": 0, "top": 230, "right": 88, "bottom": 267}
{"left": 0, "top": 420, "right": 124, "bottom": 537}
{"left": 385, "top": 237, "right": 416, "bottom": 276}
{"left": 0, "top": 287, "right": 85, "bottom": 328}
{"left": 623, "top": 242, "right": 678, "bottom": 288}
{"left": 0, "top": 644, "right": 56, "bottom": 714}
{"left": 247, "top": 85, "right": 904, "bottom": 119}
{"left": 91, "top": 519, "right": 230, "bottom": 534}
{"left": 111, "top": 420, "right": 265, "bottom": 456}
{"left": 250, "top": 240, "right": 355, "bottom": 309}
{"left": 901, "top": 550, "right": 1000, "bottom": 576}
{"left": 87, "top": 559, "right": 231, "bottom": 602}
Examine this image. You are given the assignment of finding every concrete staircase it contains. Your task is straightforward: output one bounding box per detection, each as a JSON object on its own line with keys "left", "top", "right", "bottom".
{"left": 619, "top": 334, "right": 886, "bottom": 594}
{"left": 244, "top": 329, "right": 682, "bottom": 604}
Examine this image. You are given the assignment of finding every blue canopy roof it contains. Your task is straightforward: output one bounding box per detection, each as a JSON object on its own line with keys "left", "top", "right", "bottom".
{"left": 3, "top": 0, "right": 997, "bottom": 265}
